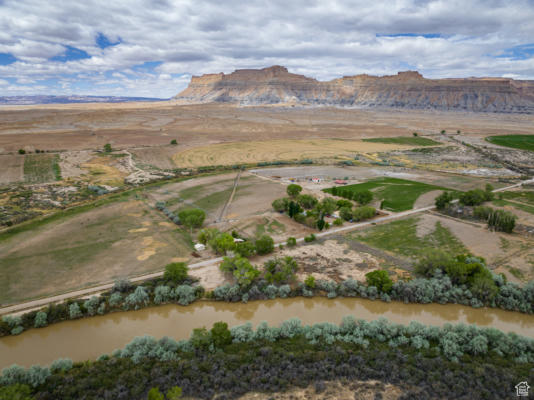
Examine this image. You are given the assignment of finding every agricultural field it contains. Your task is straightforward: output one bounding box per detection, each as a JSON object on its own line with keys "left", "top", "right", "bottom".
{"left": 0, "top": 155, "right": 24, "bottom": 184}
{"left": 23, "top": 153, "right": 61, "bottom": 184}
{"left": 362, "top": 136, "right": 441, "bottom": 146}
{"left": 172, "top": 139, "right": 418, "bottom": 168}
{"left": 486, "top": 134, "right": 534, "bottom": 151}
{"left": 324, "top": 177, "right": 457, "bottom": 212}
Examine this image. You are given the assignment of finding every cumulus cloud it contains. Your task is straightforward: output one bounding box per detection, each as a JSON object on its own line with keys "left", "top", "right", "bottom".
{"left": 0, "top": 0, "right": 533, "bottom": 97}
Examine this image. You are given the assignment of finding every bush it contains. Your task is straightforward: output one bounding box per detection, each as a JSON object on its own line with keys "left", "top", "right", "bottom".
{"left": 473, "top": 205, "right": 493, "bottom": 220}
{"left": 435, "top": 191, "right": 453, "bottom": 209}
{"left": 109, "top": 292, "right": 122, "bottom": 307}
{"left": 415, "top": 249, "right": 455, "bottom": 277}
{"left": 264, "top": 256, "right": 298, "bottom": 283}
{"left": 83, "top": 296, "right": 100, "bottom": 316}
{"left": 353, "top": 190, "right": 373, "bottom": 205}
{"left": 164, "top": 262, "right": 188, "bottom": 283}
{"left": 272, "top": 198, "right": 289, "bottom": 212}
{"left": 220, "top": 256, "right": 260, "bottom": 287}
{"left": 336, "top": 199, "right": 353, "bottom": 209}
{"left": 304, "top": 233, "right": 316, "bottom": 243}
{"left": 487, "top": 209, "right": 517, "bottom": 233}
{"left": 459, "top": 189, "right": 490, "bottom": 206}
{"left": 112, "top": 278, "right": 132, "bottom": 293}
{"left": 50, "top": 358, "right": 73, "bottom": 373}
{"left": 174, "top": 285, "right": 197, "bottom": 305}
{"left": 352, "top": 206, "right": 376, "bottom": 221}
{"left": 103, "top": 143, "right": 112, "bottom": 153}
{"left": 124, "top": 286, "right": 149, "bottom": 310}
{"left": 365, "top": 270, "right": 393, "bottom": 293}
{"left": 209, "top": 232, "right": 236, "bottom": 254}
{"left": 178, "top": 209, "right": 206, "bottom": 231}
{"left": 286, "top": 237, "right": 297, "bottom": 247}
{"left": 305, "top": 275, "right": 316, "bottom": 289}
{"left": 319, "top": 197, "right": 337, "bottom": 215}
{"left": 296, "top": 194, "right": 318, "bottom": 209}
{"left": 170, "top": 139, "right": 178, "bottom": 145}
{"left": 68, "top": 303, "right": 82, "bottom": 319}
{"left": 197, "top": 227, "right": 219, "bottom": 245}
{"left": 0, "top": 383, "right": 33, "bottom": 399}
{"left": 34, "top": 311, "right": 48, "bottom": 328}
{"left": 339, "top": 206, "right": 352, "bottom": 221}
{"left": 18, "top": 149, "right": 26, "bottom": 155}
{"left": 211, "top": 322, "right": 232, "bottom": 348}
{"left": 154, "top": 285, "right": 172, "bottom": 304}
{"left": 286, "top": 184, "right": 302, "bottom": 197}
{"left": 255, "top": 234, "right": 274, "bottom": 255}
{"left": 235, "top": 240, "right": 256, "bottom": 257}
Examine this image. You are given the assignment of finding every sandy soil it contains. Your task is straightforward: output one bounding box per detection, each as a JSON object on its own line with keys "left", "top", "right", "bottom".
{"left": 236, "top": 380, "right": 405, "bottom": 400}
{"left": 413, "top": 190, "right": 443, "bottom": 208}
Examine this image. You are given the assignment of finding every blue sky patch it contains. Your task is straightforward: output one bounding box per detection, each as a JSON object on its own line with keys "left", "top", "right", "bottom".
{"left": 96, "top": 33, "right": 121, "bottom": 49}
{"left": 0, "top": 52, "right": 17, "bottom": 65}
{"left": 132, "top": 61, "right": 162, "bottom": 73}
{"left": 497, "top": 43, "right": 534, "bottom": 60}
{"left": 51, "top": 46, "right": 91, "bottom": 62}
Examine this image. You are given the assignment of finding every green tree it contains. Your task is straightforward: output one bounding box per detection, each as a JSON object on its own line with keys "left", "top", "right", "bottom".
{"left": 0, "top": 384, "right": 34, "bottom": 400}
{"left": 316, "top": 218, "right": 326, "bottom": 231}
{"left": 286, "top": 184, "right": 302, "bottom": 197}
{"left": 164, "top": 262, "right": 188, "bottom": 283}
{"left": 272, "top": 197, "right": 289, "bottom": 212}
{"left": 287, "top": 201, "right": 302, "bottom": 218}
{"left": 339, "top": 206, "right": 353, "bottom": 221}
{"left": 415, "top": 249, "right": 455, "bottom": 277}
{"left": 264, "top": 256, "right": 298, "bottom": 283}
{"left": 210, "top": 322, "right": 232, "bottom": 348}
{"left": 235, "top": 241, "right": 256, "bottom": 257}
{"left": 352, "top": 206, "right": 375, "bottom": 221}
{"left": 365, "top": 270, "right": 393, "bottom": 293}
{"left": 220, "top": 256, "right": 260, "bottom": 286}
{"left": 304, "top": 275, "right": 316, "bottom": 288}
{"left": 18, "top": 149, "right": 26, "bottom": 155}
{"left": 435, "top": 191, "right": 453, "bottom": 210}
{"left": 147, "top": 388, "right": 164, "bottom": 400}
{"left": 166, "top": 386, "right": 183, "bottom": 400}
{"left": 209, "top": 232, "right": 236, "bottom": 254}
{"left": 296, "top": 194, "right": 318, "bottom": 209}
{"left": 170, "top": 139, "right": 178, "bottom": 145}
{"left": 178, "top": 209, "right": 206, "bottom": 233}
{"left": 190, "top": 327, "right": 211, "bottom": 350}
{"left": 336, "top": 199, "right": 353, "bottom": 209}
{"left": 459, "top": 189, "right": 487, "bottom": 206}
{"left": 197, "top": 227, "right": 219, "bottom": 245}
{"left": 353, "top": 190, "right": 373, "bottom": 205}
{"left": 286, "top": 237, "right": 297, "bottom": 247}
{"left": 255, "top": 234, "right": 274, "bottom": 255}
{"left": 103, "top": 143, "right": 112, "bottom": 153}
{"left": 319, "top": 197, "right": 337, "bottom": 215}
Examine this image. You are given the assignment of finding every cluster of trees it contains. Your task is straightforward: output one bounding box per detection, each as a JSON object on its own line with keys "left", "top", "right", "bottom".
{"left": 330, "top": 187, "right": 373, "bottom": 206}
{"left": 155, "top": 202, "right": 181, "bottom": 225}
{"left": 197, "top": 228, "right": 273, "bottom": 257}
{"left": 155, "top": 203, "right": 206, "bottom": 232}
{"left": 263, "top": 256, "right": 298, "bottom": 284}
{"left": 459, "top": 185, "right": 494, "bottom": 206}
{"left": 220, "top": 256, "right": 260, "bottom": 287}
{"left": 474, "top": 206, "right": 517, "bottom": 233}
{"left": 3, "top": 317, "right": 532, "bottom": 399}
{"left": 273, "top": 185, "right": 375, "bottom": 230}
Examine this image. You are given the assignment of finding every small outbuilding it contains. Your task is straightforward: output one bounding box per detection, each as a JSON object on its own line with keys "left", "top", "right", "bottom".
{"left": 194, "top": 243, "right": 206, "bottom": 251}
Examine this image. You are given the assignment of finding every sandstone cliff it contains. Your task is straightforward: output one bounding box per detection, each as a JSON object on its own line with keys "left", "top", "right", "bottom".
{"left": 174, "top": 66, "right": 534, "bottom": 113}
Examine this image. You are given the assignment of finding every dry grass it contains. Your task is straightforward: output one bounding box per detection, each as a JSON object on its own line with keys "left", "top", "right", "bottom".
{"left": 172, "top": 139, "right": 410, "bottom": 167}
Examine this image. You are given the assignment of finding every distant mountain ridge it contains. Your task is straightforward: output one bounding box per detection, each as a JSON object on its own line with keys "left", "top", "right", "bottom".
{"left": 0, "top": 95, "right": 166, "bottom": 105}
{"left": 174, "top": 66, "right": 534, "bottom": 113}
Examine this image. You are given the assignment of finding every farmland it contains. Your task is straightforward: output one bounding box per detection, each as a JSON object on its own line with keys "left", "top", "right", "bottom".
{"left": 324, "top": 177, "right": 457, "bottom": 212}
{"left": 362, "top": 136, "right": 441, "bottom": 146}
{"left": 23, "top": 153, "right": 61, "bottom": 183}
{"left": 486, "top": 134, "right": 534, "bottom": 151}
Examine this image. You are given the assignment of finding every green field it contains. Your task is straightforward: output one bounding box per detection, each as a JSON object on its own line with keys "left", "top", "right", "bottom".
{"left": 324, "top": 177, "right": 456, "bottom": 212}
{"left": 499, "top": 191, "right": 534, "bottom": 206}
{"left": 352, "top": 216, "right": 467, "bottom": 258}
{"left": 23, "top": 154, "right": 61, "bottom": 183}
{"left": 362, "top": 136, "right": 441, "bottom": 146}
{"left": 485, "top": 135, "right": 534, "bottom": 152}
{"left": 493, "top": 199, "right": 534, "bottom": 215}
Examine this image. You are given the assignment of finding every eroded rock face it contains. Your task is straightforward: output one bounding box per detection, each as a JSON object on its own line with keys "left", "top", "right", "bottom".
{"left": 174, "top": 65, "right": 534, "bottom": 113}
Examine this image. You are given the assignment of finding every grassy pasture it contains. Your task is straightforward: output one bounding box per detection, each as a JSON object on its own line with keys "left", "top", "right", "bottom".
{"left": 324, "top": 177, "right": 457, "bottom": 212}
{"left": 485, "top": 135, "right": 534, "bottom": 151}
{"left": 351, "top": 216, "right": 467, "bottom": 258}
{"left": 23, "top": 154, "right": 61, "bottom": 183}
{"left": 362, "top": 136, "right": 441, "bottom": 146}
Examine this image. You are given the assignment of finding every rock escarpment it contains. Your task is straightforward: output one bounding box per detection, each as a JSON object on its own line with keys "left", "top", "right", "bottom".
{"left": 175, "top": 66, "right": 534, "bottom": 113}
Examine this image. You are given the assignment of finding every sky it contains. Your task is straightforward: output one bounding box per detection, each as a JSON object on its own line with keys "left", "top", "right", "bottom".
{"left": 1, "top": 0, "right": 534, "bottom": 98}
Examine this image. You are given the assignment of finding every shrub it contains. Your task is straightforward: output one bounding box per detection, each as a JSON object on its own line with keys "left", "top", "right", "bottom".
{"left": 296, "top": 194, "right": 318, "bottom": 209}
{"left": 0, "top": 383, "right": 33, "bottom": 399}
{"left": 435, "top": 191, "right": 453, "bottom": 209}
{"left": 339, "top": 206, "right": 352, "bottom": 221}
{"left": 83, "top": 296, "right": 100, "bottom": 316}
{"left": 174, "top": 285, "right": 197, "bottom": 305}
{"left": 211, "top": 322, "right": 232, "bottom": 348}
{"left": 272, "top": 197, "right": 289, "bottom": 212}
{"left": 209, "top": 232, "right": 236, "bottom": 254}
{"left": 319, "top": 197, "right": 337, "bottom": 215}
{"left": 103, "top": 143, "right": 112, "bottom": 153}
{"left": 50, "top": 358, "right": 73, "bottom": 373}
{"left": 220, "top": 256, "right": 260, "bottom": 287}
{"left": 487, "top": 209, "right": 517, "bottom": 233}
{"left": 255, "top": 234, "right": 274, "bottom": 255}
{"left": 286, "top": 184, "right": 302, "bottom": 197}
{"left": 97, "top": 302, "right": 106, "bottom": 315}
{"left": 365, "top": 270, "right": 393, "bottom": 293}
{"left": 473, "top": 205, "right": 493, "bottom": 220}
{"left": 112, "top": 278, "right": 132, "bottom": 293}
{"left": 286, "top": 237, "right": 297, "bottom": 247}
{"left": 34, "top": 311, "right": 48, "bottom": 328}
{"left": 197, "top": 227, "right": 219, "bottom": 245}
{"left": 352, "top": 206, "right": 376, "bottom": 221}
{"left": 154, "top": 285, "right": 172, "bottom": 304}
{"left": 18, "top": 149, "right": 26, "bottom": 155}
{"left": 336, "top": 199, "right": 353, "bottom": 209}
{"left": 304, "top": 233, "right": 316, "bottom": 243}
{"left": 459, "top": 189, "right": 490, "bottom": 206}
{"left": 235, "top": 240, "right": 256, "bottom": 257}
{"left": 164, "top": 262, "right": 188, "bottom": 283}
{"left": 316, "top": 218, "right": 326, "bottom": 231}
{"left": 68, "top": 303, "right": 82, "bottom": 319}
{"left": 264, "top": 256, "right": 298, "bottom": 283}
{"left": 333, "top": 218, "right": 343, "bottom": 226}
{"left": 305, "top": 275, "right": 316, "bottom": 289}
{"left": 170, "top": 139, "right": 178, "bottom": 145}
{"left": 148, "top": 387, "right": 164, "bottom": 400}
{"left": 124, "top": 286, "right": 149, "bottom": 310}
{"left": 415, "top": 249, "right": 455, "bottom": 277}
{"left": 109, "top": 292, "right": 122, "bottom": 307}
{"left": 190, "top": 327, "right": 212, "bottom": 350}
{"left": 178, "top": 209, "right": 206, "bottom": 232}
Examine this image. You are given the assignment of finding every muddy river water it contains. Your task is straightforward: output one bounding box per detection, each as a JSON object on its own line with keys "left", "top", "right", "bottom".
{"left": 2, "top": 297, "right": 534, "bottom": 368}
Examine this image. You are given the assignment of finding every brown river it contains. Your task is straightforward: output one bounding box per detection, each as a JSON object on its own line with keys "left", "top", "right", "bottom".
{"left": 1, "top": 297, "right": 534, "bottom": 368}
